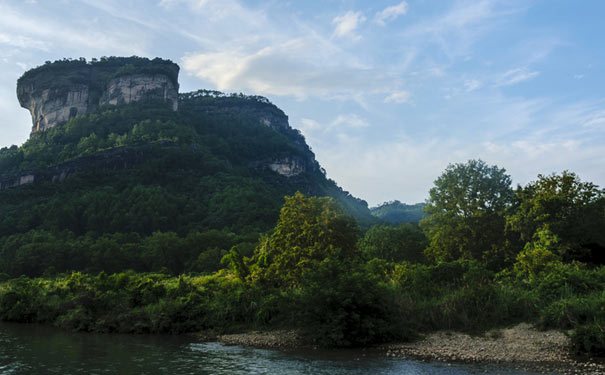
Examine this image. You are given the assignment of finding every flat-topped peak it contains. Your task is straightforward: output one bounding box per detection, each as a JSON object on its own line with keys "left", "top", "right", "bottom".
{"left": 17, "top": 56, "right": 179, "bottom": 136}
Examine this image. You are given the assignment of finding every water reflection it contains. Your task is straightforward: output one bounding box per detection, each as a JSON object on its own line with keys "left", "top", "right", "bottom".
{"left": 0, "top": 323, "right": 551, "bottom": 375}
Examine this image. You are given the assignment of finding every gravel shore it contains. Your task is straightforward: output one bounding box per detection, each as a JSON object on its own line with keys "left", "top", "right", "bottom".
{"left": 216, "top": 329, "right": 311, "bottom": 349}
{"left": 383, "top": 323, "right": 605, "bottom": 375}
{"left": 195, "top": 324, "right": 605, "bottom": 374}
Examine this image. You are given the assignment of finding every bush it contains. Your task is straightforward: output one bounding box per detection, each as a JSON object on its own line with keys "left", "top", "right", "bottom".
{"left": 296, "top": 258, "right": 402, "bottom": 347}
{"left": 572, "top": 321, "right": 605, "bottom": 356}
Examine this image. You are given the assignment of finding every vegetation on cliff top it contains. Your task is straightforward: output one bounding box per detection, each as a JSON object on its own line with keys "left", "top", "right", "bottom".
{"left": 17, "top": 56, "right": 180, "bottom": 98}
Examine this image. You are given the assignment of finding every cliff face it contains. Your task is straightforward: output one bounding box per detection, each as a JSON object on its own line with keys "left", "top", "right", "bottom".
{"left": 268, "top": 157, "right": 308, "bottom": 177}
{"left": 14, "top": 60, "right": 319, "bottom": 179}
{"left": 18, "top": 84, "right": 90, "bottom": 134}
{"left": 100, "top": 74, "right": 178, "bottom": 111}
{"left": 17, "top": 57, "right": 179, "bottom": 136}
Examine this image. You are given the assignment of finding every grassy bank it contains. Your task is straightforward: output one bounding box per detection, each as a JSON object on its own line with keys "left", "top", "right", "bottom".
{"left": 1, "top": 260, "right": 603, "bottom": 355}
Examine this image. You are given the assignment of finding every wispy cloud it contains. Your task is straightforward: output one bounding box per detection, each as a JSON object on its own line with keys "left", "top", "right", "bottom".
{"left": 331, "top": 114, "right": 369, "bottom": 128}
{"left": 0, "top": 33, "right": 47, "bottom": 50}
{"left": 303, "top": 100, "right": 605, "bottom": 204}
{"left": 0, "top": 3, "right": 149, "bottom": 56}
{"left": 495, "top": 68, "right": 540, "bottom": 86}
{"left": 182, "top": 36, "right": 399, "bottom": 100}
{"left": 332, "top": 11, "right": 366, "bottom": 40}
{"left": 464, "top": 79, "right": 482, "bottom": 92}
{"left": 399, "top": 0, "right": 520, "bottom": 60}
{"left": 384, "top": 90, "right": 411, "bottom": 104}
{"left": 375, "top": 1, "right": 408, "bottom": 26}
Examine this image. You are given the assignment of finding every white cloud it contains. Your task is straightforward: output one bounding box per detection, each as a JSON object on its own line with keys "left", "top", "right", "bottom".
{"left": 0, "top": 33, "right": 47, "bottom": 50}
{"left": 398, "top": 0, "right": 521, "bottom": 60}
{"left": 583, "top": 115, "right": 605, "bottom": 128}
{"left": 375, "top": 1, "right": 408, "bottom": 26}
{"left": 332, "top": 11, "right": 366, "bottom": 39}
{"left": 464, "top": 79, "right": 481, "bottom": 92}
{"left": 308, "top": 124, "right": 605, "bottom": 205}
{"left": 300, "top": 118, "right": 321, "bottom": 132}
{"left": 182, "top": 37, "right": 396, "bottom": 100}
{"left": 158, "top": 0, "right": 210, "bottom": 8}
{"left": 331, "top": 114, "right": 369, "bottom": 128}
{"left": 0, "top": 3, "right": 149, "bottom": 56}
{"left": 384, "top": 90, "right": 411, "bottom": 103}
{"left": 495, "top": 68, "right": 540, "bottom": 87}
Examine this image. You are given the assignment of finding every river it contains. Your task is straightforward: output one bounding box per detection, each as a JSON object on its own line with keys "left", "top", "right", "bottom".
{"left": 0, "top": 322, "right": 553, "bottom": 374}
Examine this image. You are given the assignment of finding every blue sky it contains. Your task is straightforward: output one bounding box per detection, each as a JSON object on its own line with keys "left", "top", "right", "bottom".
{"left": 1, "top": 0, "right": 604, "bottom": 205}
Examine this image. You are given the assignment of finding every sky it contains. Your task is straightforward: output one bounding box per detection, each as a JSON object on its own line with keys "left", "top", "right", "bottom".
{"left": 1, "top": 0, "right": 604, "bottom": 206}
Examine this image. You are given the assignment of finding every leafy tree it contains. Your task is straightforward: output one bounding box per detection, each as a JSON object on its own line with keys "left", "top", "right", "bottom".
{"left": 421, "top": 159, "right": 513, "bottom": 265}
{"left": 506, "top": 172, "right": 605, "bottom": 262}
{"left": 513, "top": 229, "right": 564, "bottom": 280}
{"left": 250, "top": 192, "right": 360, "bottom": 287}
{"left": 359, "top": 223, "right": 427, "bottom": 263}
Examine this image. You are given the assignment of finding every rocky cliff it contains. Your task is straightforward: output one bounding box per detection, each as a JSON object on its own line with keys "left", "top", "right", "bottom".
{"left": 17, "top": 57, "right": 179, "bottom": 136}
{"left": 14, "top": 59, "right": 319, "bottom": 179}
{"left": 17, "top": 84, "right": 90, "bottom": 134}
{"left": 179, "top": 90, "right": 319, "bottom": 177}
{"left": 99, "top": 74, "right": 178, "bottom": 111}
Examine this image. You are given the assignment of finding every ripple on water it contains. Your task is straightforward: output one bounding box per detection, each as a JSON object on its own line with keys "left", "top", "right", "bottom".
{"left": 0, "top": 323, "right": 553, "bottom": 375}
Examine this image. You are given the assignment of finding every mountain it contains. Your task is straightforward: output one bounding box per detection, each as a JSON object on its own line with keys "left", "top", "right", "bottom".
{"left": 0, "top": 56, "right": 376, "bottom": 277}
{"left": 370, "top": 201, "right": 427, "bottom": 224}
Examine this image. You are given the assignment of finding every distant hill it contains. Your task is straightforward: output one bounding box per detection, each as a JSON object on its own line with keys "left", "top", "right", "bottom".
{"left": 370, "top": 201, "right": 427, "bottom": 224}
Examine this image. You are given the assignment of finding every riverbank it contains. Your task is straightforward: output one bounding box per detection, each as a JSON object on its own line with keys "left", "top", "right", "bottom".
{"left": 204, "top": 324, "right": 605, "bottom": 375}
{"left": 384, "top": 323, "right": 605, "bottom": 375}
{"left": 191, "top": 329, "right": 313, "bottom": 350}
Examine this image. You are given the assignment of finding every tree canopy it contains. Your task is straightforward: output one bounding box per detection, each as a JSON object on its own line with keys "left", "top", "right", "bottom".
{"left": 250, "top": 192, "right": 360, "bottom": 287}
{"left": 421, "top": 159, "right": 513, "bottom": 265}
{"left": 506, "top": 171, "right": 605, "bottom": 263}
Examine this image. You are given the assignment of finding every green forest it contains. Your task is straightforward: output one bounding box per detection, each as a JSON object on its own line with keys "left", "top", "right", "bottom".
{"left": 1, "top": 58, "right": 604, "bottom": 357}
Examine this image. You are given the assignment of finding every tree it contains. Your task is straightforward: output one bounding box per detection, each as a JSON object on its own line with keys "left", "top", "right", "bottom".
{"left": 359, "top": 223, "right": 427, "bottom": 263}
{"left": 506, "top": 171, "right": 605, "bottom": 263}
{"left": 250, "top": 192, "right": 360, "bottom": 287}
{"left": 420, "top": 159, "right": 513, "bottom": 265}
{"left": 513, "top": 229, "right": 564, "bottom": 280}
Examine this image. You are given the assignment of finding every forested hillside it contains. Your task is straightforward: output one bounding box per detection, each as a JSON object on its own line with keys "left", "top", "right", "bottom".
{"left": 370, "top": 201, "right": 427, "bottom": 223}
{"left": 1, "top": 58, "right": 604, "bottom": 358}
{"left": 0, "top": 63, "right": 375, "bottom": 277}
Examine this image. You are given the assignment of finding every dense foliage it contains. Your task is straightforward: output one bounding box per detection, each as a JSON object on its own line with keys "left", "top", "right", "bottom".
{"left": 370, "top": 201, "right": 426, "bottom": 224}
{"left": 2, "top": 69, "right": 605, "bottom": 355}
{"left": 17, "top": 56, "right": 180, "bottom": 95}
{"left": 421, "top": 160, "right": 513, "bottom": 266}
{"left": 0, "top": 96, "right": 374, "bottom": 278}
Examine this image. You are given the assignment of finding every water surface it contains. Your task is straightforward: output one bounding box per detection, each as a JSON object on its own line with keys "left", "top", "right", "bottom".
{"left": 0, "top": 323, "right": 553, "bottom": 374}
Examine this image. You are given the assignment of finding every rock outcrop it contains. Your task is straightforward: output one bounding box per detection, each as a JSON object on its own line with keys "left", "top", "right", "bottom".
{"left": 269, "top": 157, "right": 307, "bottom": 177}
{"left": 100, "top": 74, "right": 178, "bottom": 111}
{"left": 17, "top": 57, "right": 179, "bottom": 136}
{"left": 15, "top": 60, "right": 320, "bottom": 178}
{"left": 18, "top": 84, "right": 91, "bottom": 134}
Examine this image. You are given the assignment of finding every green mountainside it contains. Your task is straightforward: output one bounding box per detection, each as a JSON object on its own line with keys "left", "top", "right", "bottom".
{"left": 370, "top": 201, "right": 427, "bottom": 223}
{"left": 0, "top": 57, "right": 375, "bottom": 277}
